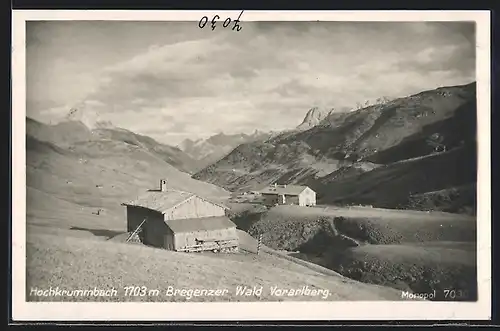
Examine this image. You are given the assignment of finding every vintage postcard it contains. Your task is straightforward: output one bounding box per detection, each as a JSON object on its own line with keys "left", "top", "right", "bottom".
{"left": 11, "top": 10, "right": 491, "bottom": 321}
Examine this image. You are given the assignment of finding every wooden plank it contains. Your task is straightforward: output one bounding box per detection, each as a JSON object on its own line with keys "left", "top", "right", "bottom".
{"left": 126, "top": 218, "right": 147, "bottom": 243}
{"left": 195, "top": 238, "right": 239, "bottom": 243}
{"left": 176, "top": 240, "right": 238, "bottom": 252}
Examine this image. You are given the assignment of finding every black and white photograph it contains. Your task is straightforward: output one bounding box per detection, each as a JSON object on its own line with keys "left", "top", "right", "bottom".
{"left": 12, "top": 10, "right": 491, "bottom": 321}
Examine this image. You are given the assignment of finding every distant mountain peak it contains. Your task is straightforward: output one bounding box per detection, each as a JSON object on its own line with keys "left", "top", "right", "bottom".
{"left": 178, "top": 130, "right": 273, "bottom": 169}
{"left": 65, "top": 101, "right": 115, "bottom": 130}
{"left": 296, "top": 107, "right": 331, "bottom": 130}
{"left": 93, "top": 120, "right": 115, "bottom": 129}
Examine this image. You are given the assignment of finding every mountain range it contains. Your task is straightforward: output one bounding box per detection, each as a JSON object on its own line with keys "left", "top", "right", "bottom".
{"left": 193, "top": 82, "right": 477, "bottom": 214}
{"left": 25, "top": 82, "right": 478, "bottom": 305}
{"left": 178, "top": 130, "right": 274, "bottom": 170}
{"left": 26, "top": 81, "right": 477, "bottom": 215}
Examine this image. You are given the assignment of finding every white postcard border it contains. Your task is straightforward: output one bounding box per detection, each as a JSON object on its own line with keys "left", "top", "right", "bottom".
{"left": 11, "top": 10, "right": 492, "bottom": 321}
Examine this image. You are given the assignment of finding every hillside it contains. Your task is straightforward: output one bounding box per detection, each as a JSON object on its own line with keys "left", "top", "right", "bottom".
{"left": 25, "top": 186, "right": 405, "bottom": 302}
{"left": 178, "top": 130, "right": 273, "bottom": 170}
{"left": 193, "top": 82, "right": 477, "bottom": 212}
{"left": 26, "top": 117, "right": 92, "bottom": 147}
{"left": 26, "top": 230, "right": 405, "bottom": 302}
{"left": 26, "top": 120, "right": 229, "bottom": 221}
{"left": 236, "top": 205, "right": 477, "bottom": 301}
{"left": 89, "top": 127, "right": 199, "bottom": 174}
{"left": 27, "top": 117, "right": 199, "bottom": 174}
{"left": 313, "top": 143, "right": 476, "bottom": 212}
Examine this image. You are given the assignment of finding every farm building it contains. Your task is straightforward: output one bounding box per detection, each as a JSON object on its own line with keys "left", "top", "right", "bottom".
{"left": 121, "top": 179, "right": 239, "bottom": 253}
{"left": 259, "top": 183, "right": 316, "bottom": 207}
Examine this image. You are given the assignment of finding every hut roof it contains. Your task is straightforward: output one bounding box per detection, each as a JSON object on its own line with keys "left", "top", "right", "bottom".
{"left": 166, "top": 216, "right": 236, "bottom": 233}
{"left": 259, "top": 184, "right": 311, "bottom": 196}
{"left": 121, "top": 189, "right": 228, "bottom": 214}
{"left": 122, "top": 190, "right": 193, "bottom": 214}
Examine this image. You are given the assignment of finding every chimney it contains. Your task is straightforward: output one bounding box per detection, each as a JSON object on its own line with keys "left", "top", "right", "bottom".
{"left": 160, "top": 179, "right": 167, "bottom": 192}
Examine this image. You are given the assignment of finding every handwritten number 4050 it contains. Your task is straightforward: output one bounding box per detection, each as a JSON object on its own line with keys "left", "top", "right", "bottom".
{"left": 199, "top": 10, "right": 244, "bottom": 31}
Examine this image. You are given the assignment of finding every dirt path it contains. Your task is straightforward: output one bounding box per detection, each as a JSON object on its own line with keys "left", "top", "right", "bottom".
{"left": 324, "top": 217, "right": 361, "bottom": 247}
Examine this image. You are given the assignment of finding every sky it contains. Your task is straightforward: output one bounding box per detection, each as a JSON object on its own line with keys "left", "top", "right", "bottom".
{"left": 26, "top": 20, "right": 476, "bottom": 145}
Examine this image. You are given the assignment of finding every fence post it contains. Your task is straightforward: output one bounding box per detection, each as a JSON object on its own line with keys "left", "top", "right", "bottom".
{"left": 257, "top": 234, "right": 263, "bottom": 255}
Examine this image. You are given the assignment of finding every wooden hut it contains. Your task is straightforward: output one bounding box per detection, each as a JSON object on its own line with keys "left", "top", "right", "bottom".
{"left": 259, "top": 183, "right": 316, "bottom": 207}
{"left": 121, "top": 179, "right": 238, "bottom": 252}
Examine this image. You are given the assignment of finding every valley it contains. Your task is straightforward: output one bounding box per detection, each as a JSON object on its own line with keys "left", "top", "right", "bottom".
{"left": 24, "top": 82, "right": 478, "bottom": 302}
{"left": 178, "top": 131, "right": 274, "bottom": 171}
{"left": 25, "top": 116, "right": 405, "bottom": 302}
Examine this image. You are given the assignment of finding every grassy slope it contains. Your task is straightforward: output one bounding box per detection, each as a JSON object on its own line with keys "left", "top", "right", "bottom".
{"left": 25, "top": 184, "right": 406, "bottom": 302}
{"left": 91, "top": 127, "right": 199, "bottom": 174}
{"left": 26, "top": 135, "right": 229, "bottom": 220}
{"left": 27, "top": 186, "right": 126, "bottom": 234}
{"left": 26, "top": 117, "right": 91, "bottom": 147}
{"left": 236, "top": 205, "right": 477, "bottom": 301}
{"left": 364, "top": 99, "right": 476, "bottom": 164}
{"left": 317, "top": 242, "right": 477, "bottom": 301}
{"left": 26, "top": 230, "right": 404, "bottom": 302}
{"left": 25, "top": 130, "right": 232, "bottom": 251}
{"left": 248, "top": 205, "right": 475, "bottom": 248}
{"left": 406, "top": 184, "right": 476, "bottom": 214}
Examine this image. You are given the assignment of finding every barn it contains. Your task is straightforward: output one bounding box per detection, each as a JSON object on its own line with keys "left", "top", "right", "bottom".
{"left": 121, "top": 179, "right": 238, "bottom": 252}
{"left": 259, "top": 183, "right": 316, "bottom": 207}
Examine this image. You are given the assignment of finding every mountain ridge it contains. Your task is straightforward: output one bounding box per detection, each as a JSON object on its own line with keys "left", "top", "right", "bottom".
{"left": 192, "top": 82, "right": 477, "bottom": 213}
{"left": 26, "top": 116, "right": 199, "bottom": 174}
{"left": 296, "top": 107, "right": 332, "bottom": 131}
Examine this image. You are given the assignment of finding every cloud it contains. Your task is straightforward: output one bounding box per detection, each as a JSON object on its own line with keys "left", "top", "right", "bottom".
{"left": 26, "top": 21, "right": 476, "bottom": 145}
{"left": 401, "top": 44, "right": 475, "bottom": 76}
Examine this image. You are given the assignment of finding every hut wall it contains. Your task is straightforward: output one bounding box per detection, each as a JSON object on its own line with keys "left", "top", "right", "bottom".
{"left": 298, "top": 187, "right": 316, "bottom": 206}
{"left": 284, "top": 195, "right": 300, "bottom": 205}
{"left": 143, "top": 216, "right": 169, "bottom": 248}
{"left": 164, "top": 196, "right": 226, "bottom": 220}
{"left": 262, "top": 193, "right": 278, "bottom": 206}
{"left": 126, "top": 206, "right": 162, "bottom": 232}
{"left": 126, "top": 206, "right": 166, "bottom": 247}
{"left": 173, "top": 227, "right": 238, "bottom": 251}
{"left": 164, "top": 227, "right": 175, "bottom": 250}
